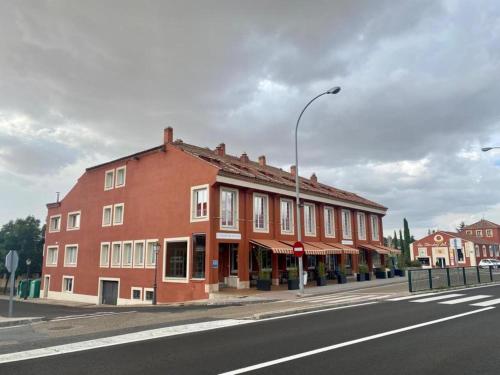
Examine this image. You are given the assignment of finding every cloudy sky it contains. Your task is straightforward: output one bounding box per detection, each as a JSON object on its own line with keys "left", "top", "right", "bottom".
{"left": 1, "top": 0, "right": 500, "bottom": 238}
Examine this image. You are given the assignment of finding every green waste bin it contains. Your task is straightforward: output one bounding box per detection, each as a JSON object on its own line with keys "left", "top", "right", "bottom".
{"left": 18, "top": 280, "right": 29, "bottom": 299}
{"left": 29, "top": 279, "right": 41, "bottom": 298}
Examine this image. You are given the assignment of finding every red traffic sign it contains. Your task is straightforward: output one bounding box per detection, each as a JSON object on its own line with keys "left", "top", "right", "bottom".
{"left": 292, "top": 241, "right": 304, "bottom": 257}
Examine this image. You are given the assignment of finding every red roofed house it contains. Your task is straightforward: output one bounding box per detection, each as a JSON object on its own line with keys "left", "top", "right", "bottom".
{"left": 41, "top": 127, "right": 394, "bottom": 305}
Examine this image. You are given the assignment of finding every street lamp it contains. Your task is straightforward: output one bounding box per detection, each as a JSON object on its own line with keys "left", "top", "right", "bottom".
{"left": 152, "top": 241, "right": 161, "bottom": 305}
{"left": 482, "top": 147, "right": 500, "bottom": 152}
{"left": 295, "top": 86, "right": 341, "bottom": 295}
{"left": 24, "top": 258, "right": 31, "bottom": 300}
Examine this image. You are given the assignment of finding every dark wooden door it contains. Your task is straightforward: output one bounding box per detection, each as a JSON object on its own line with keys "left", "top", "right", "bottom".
{"left": 101, "top": 281, "right": 118, "bottom": 305}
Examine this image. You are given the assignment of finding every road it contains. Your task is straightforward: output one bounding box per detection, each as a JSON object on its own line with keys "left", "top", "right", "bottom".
{"left": 1, "top": 283, "right": 500, "bottom": 374}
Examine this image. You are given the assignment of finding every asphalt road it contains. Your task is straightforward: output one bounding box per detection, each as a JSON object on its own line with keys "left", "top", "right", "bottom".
{"left": 2, "top": 284, "right": 500, "bottom": 374}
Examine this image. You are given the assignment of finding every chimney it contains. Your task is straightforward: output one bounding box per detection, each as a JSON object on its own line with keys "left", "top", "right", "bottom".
{"left": 310, "top": 173, "right": 318, "bottom": 183}
{"left": 215, "top": 143, "right": 226, "bottom": 156}
{"left": 258, "top": 155, "right": 266, "bottom": 167}
{"left": 240, "top": 152, "right": 249, "bottom": 163}
{"left": 164, "top": 127, "right": 173, "bottom": 144}
{"left": 290, "top": 165, "right": 296, "bottom": 176}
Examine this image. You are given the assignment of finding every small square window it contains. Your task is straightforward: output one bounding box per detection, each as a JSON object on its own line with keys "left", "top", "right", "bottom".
{"left": 49, "top": 215, "right": 61, "bottom": 232}
{"left": 132, "top": 288, "right": 142, "bottom": 300}
{"left": 145, "top": 290, "right": 154, "bottom": 301}
{"left": 63, "top": 277, "right": 73, "bottom": 293}
{"left": 67, "top": 211, "right": 81, "bottom": 230}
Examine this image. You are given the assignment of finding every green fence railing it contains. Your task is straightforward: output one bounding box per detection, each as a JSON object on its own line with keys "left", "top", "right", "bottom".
{"left": 408, "top": 266, "right": 500, "bottom": 292}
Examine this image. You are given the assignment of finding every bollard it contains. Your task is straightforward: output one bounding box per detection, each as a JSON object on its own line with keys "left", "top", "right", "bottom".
{"left": 428, "top": 268, "right": 433, "bottom": 290}
{"left": 446, "top": 268, "right": 451, "bottom": 287}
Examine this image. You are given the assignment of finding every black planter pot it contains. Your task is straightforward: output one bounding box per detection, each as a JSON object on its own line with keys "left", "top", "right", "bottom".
{"left": 364, "top": 272, "right": 371, "bottom": 281}
{"left": 395, "top": 269, "right": 406, "bottom": 277}
{"left": 357, "top": 273, "right": 366, "bottom": 282}
{"left": 288, "top": 279, "right": 299, "bottom": 290}
{"left": 375, "top": 271, "right": 387, "bottom": 279}
{"left": 337, "top": 274, "right": 347, "bottom": 284}
{"left": 316, "top": 276, "right": 327, "bottom": 286}
{"left": 387, "top": 269, "right": 395, "bottom": 278}
{"left": 257, "top": 279, "right": 271, "bottom": 291}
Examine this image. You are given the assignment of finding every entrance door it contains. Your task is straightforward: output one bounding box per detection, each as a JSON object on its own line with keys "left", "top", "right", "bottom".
{"left": 101, "top": 281, "right": 119, "bottom": 305}
{"left": 436, "top": 257, "right": 446, "bottom": 268}
{"left": 43, "top": 276, "right": 50, "bottom": 298}
{"left": 218, "top": 243, "right": 238, "bottom": 286}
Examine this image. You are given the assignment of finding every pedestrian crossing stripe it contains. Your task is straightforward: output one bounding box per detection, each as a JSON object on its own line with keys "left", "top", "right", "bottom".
{"left": 471, "top": 298, "right": 500, "bottom": 307}
{"left": 439, "top": 295, "right": 491, "bottom": 305}
{"left": 410, "top": 294, "right": 464, "bottom": 303}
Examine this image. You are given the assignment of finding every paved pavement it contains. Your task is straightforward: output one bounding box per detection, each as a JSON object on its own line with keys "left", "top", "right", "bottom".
{"left": 1, "top": 283, "right": 500, "bottom": 374}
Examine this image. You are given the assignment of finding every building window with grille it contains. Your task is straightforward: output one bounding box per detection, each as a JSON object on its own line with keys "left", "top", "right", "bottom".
{"left": 133, "top": 241, "right": 145, "bottom": 267}
{"left": 104, "top": 169, "right": 114, "bottom": 190}
{"left": 191, "top": 185, "right": 208, "bottom": 221}
{"left": 220, "top": 188, "right": 238, "bottom": 230}
{"left": 100, "top": 243, "right": 110, "bottom": 267}
{"left": 111, "top": 242, "right": 121, "bottom": 267}
{"left": 342, "top": 210, "right": 352, "bottom": 239}
{"left": 102, "top": 205, "right": 112, "bottom": 227}
{"left": 49, "top": 215, "right": 61, "bottom": 232}
{"left": 122, "top": 242, "right": 133, "bottom": 267}
{"left": 371, "top": 215, "right": 380, "bottom": 241}
{"left": 64, "top": 245, "right": 78, "bottom": 267}
{"left": 113, "top": 203, "right": 124, "bottom": 225}
{"left": 324, "top": 207, "right": 335, "bottom": 238}
{"left": 253, "top": 193, "right": 269, "bottom": 232}
{"left": 280, "top": 199, "right": 294, "bottom": 234}
{"left": 46, "top": 246, "right": 58, "bottom": 266}
{"left": 304, "top": 203, "right": 316, "bottom": 236}
{"left": 145, "top": 241, "right": 158, "bottom": 268}
{"left": 357, "top": 212, "right": 366, "bottom": 240}
{"left": 165, "top": 240, "right": 188, "bottom": 280}
{"left": 192, "top": 234, "right": 206, "bottom": 279}
{"left": 67, "top": 211, "right": 81, "bottom": 230}
{"left": 62, "top": 276, "right": 74, "bottom": 293}
{"left": 115, "top": 166, "right": 126, "bottom": 187}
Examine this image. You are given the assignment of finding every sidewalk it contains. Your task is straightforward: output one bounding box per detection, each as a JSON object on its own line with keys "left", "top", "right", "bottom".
{"left": 0, "top": 316, "right": 42, "bottom": 328}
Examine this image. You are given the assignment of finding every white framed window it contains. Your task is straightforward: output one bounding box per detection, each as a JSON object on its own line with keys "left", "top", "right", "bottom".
{"left": 113, "top": 203, "right": 124, "bottom": 225}
{"left": 46, "top": 246, "right": 58, "bottom": 267}
{"left": 341, "top": 209, "right": 352, "bottom": 239}
{"left": 476, "top": 230, "right": 483, "bottom": 237}
{"left": 280, "top": 198, "right": 294, "bottom": 235}
{"left": 100, "top": 242, "right": 110, "bottom": 268}
{"left": 486, "top": 229, "right": 493, "bottom": 237}
{"left": 304, "top": 203, "right": 316, "bottom": 236}
{"left": 466, "top": 230, "right": 472, "bottom": 235}
{"left": 104, "top": 169, "right": 114, "bottom": 190}
{"left": 131, "top": 287, "right": 142, "bottom": 301}
{"left": 111, "top": 242, "right": 122, "bottom": 267}
{"left": 133, "top": 240, "right": 145, "bottom": 268}
{"left": 115, "top": 166, "right": 126, "bottom": 188}
{"left": 102, "top": 205, "right": 112, "bottom": 227}
{"left": 475, "top": 245, "right": 480, "bottom": 257}
{"left": 357, "top": 212, "right": 366, "bottom": 240}
{"left": 67, "top": 211, "right": 81, "bottom": 230}
{"left": 144, "top": 288, "right": 154, "bottom": 302}
{"left": 122, "top": 241, "right": 133, "bottom": 268}
{"left": 49, "top": 215, "right": 61, "bottom": 233}
{"left": 146, "top": 240, "right": 159, "bottom": 268}
{"left": 220, "top": 187, "right": 238, "bottom": 230}
{"left": 371, "top": 215, "right": 380, "bottom": 241}
{"left": 253, "top": 193, "right": 269, "bottom": 232}
{"left": 191, "top": 185, "right": 209, "bottom": 221}
{"left": 163, "top": 237, "right": 190, "bottom": 282}
{"left": 324, "top": 207, "right": 335, "bottom": 238}
{"left": 483, "top": 245, "right": 487, "bottom": 257}
{"left": 62, "top": 276, "right": 74, "bottom": 293}
{"left": 64, "top": 244, "right": 78, "bottom": 267}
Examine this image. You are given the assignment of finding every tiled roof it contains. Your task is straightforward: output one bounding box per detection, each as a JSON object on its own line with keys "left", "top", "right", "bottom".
{"left": 462, "top": 219, "right": 500, "bottom": 230}
{"left": 446, "top": 231, "right": 499, "bottom": 245}
{"left": 173, "top": 141, "right": 387, "bottom": 211}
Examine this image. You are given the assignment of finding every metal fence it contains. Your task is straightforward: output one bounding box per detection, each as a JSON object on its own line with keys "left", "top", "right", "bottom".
{"left": 408, "top": 266, "right": 500, "bottom": 292}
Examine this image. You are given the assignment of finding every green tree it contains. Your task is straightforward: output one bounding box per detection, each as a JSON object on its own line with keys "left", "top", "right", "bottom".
{"left": 399, "top": 229, "right": 405, "bottom": 261}
{"left": 403, "top": 218, "right": 412, "bottom": 262}
{"left": 393, "top": 230, "right": 398, "bottom": 249}
{"left": 456, "top": 221, "right": 466, "bottom": 232}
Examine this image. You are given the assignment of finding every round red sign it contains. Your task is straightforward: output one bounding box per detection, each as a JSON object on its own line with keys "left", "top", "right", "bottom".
{"left": 293, "top": 241, "right": 304, "bottom": 257}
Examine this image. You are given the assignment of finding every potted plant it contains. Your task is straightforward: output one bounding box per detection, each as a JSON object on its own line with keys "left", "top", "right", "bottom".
{"left": 257, "top": 270, "right": 272, "bottom": 291}
{"left": 287, "top": 268, "right": 300, "bottom": 290}
{"left": 395, "top": 255, "right": 406, "bottom": 277}
{"left": 374, "top": 266, "right": 387, "bottom": 279}
{"left": 336, "top": 265, "right": 347, "bottom": 284}
{"left": 316, "top": 262, "right": 327, "bottom": 286}
{"left": 386, "top": 259, "right": 395, "bottom": 278}
{"left": 357, "top": 264, "right": 369, "bottom": 281}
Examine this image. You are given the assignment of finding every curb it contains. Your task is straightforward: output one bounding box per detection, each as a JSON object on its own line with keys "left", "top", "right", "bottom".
{"left": 0, "top": 317, "right": 43, "bottom": 328}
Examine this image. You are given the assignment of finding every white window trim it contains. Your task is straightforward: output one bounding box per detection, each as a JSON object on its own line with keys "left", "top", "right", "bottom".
{"left": 102, "top": 205, "right": 113, "bottom": 227}
{"left": 324, "top": 206, "right": 335, "bottom": 238}
{"left": 486, "top": 229, "right": 493, "bottom": 237}
{"left": 62, "top": 275, "right": 74, "bottom": 294}
{"left": 66, "top": 210, "right": 81, "bottom": 231}
{"left": 100, "top": 242, "right": 111, "bottom": 268}
{"left": 163, "top": 237, "right": 191, "bottom": 283}
{"left": 190, "top": 184, "right": 209, "bottom": 222}
{"left": 104, "top": 169, "right": 115, "bottom": 190}
{"left": 48, "top": 214, "right": 61, "bottom": 233}
{"left": 145, "top": 239, "right": 159, "bottom": 269}
{"left": 303, "top": 203, "right": 316, "bottom": 237}
{"left": 220, "top": 187, "right": 239, "bottom": 231}
{"left": 280, "top": 198, "right": 295, "bottom": 235}
{"left": 115, "top": 166, "right": 126, "bottom": 188}
{"left": 131, "top": 287, "right": 142, "bottom": 301}
{"left": 111, "top": 241, "right": 122, "bottom": 268}
{"left": 45, "top": 245, "right": 59, "bottom": 267}
{"left": 133, "top": 240, "right": 146, "bottom": 268}
{"left": 253, "top": 192, "right": 269, "bottom": 233}
{"left": 342, "top": 209, "right": 352, "bottom": 240}
{"left": 476, "top": 230, "right": 483, "bottom": 237}
{"left": 143, "top": 287, "right": 154, "bottom": 302}
{"left": 113, "top": 203, "right": 125, "bottom": 226}
{"left": 371, "top": 214, "right": 380, "bottom": 241}
{"left": 64, "top": 244, "right": 78, "bottom": 267}
{"left": 122, "top": 241, "right": 133, "bottom": 268}
{"left": 357, "top": 212, "right": 366, "bottom": 240}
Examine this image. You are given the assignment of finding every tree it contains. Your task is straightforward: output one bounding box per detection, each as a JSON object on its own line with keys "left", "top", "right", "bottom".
{"left": 399, "top": 229, "right": 405, "bottom": 262}
{"left": 403, "top": 218, "right": 413, "bottom": 262}
{"left": 456, "top": 221, "right": 466, "bottom": 232}
{"left": 0, "top": 216, "right": 44, "bottom": 285}
{"left": 393, "top": 230, "right": 398, "bottom": 249}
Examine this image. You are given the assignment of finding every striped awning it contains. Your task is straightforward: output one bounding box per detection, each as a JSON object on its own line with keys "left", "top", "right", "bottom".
{"left": 359, "top": 243, "right": 391, "bottom": 255}
{"left": 376, "top": 245, "right": 402, "bottom": 255}
{"left": 324, "top": 242, "right": 359, "bottom": 255}
{"left": 306, "top": 242, "right": 342, "bottom": 255}
{"left": 280, "top": 241, "right": 325, "bottom": 255}
{"left": 250, "top": 239, "right": 293, "bottom": 254}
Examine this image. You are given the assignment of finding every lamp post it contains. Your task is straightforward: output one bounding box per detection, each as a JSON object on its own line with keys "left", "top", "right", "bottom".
{"left": 24, "top": 258, "right": 31, "bottom": 300}
{"left": 295, "top": 86, "right": 341, "bottom": 295}
{"left": 482, "top": 147, "right": 500, "bottom": 152}
{"left": 152, "top": 241, "right": 161, "bottom": 305}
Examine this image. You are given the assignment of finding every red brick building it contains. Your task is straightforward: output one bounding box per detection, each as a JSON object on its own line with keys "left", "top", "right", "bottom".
{"left": 41, "top": 127, "right": 395, "bottom": 305}
{"left": 459, "top": 220, "right": 500, "bottom": 262}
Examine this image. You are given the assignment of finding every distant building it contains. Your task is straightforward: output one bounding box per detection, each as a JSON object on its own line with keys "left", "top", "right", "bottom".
{"left": 42, "top": 127, "right": 397, "bottom": 305}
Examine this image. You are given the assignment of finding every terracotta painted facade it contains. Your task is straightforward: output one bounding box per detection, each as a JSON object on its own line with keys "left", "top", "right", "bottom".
{"left": 42, "top": 128, "right": 391, "bottom": 304}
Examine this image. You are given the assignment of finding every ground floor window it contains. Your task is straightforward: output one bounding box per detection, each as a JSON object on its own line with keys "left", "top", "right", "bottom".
{"left": 417, "top": 257, "right": 430, "bottom": 266}
{"left": 345, "top": 254, "right": 352, "bottom": 270}
{"left": 165, "top": 241, "right": 188, "bottom": 279}
{"left": 286, "top": 255, "right": 298, "bottom": 269}
{"left": 62, "top": 276, "right": 73, "bottom": 293}
{"left": 131, "top": 288, "right": 142, "bottom": 300}
{"left": 457, "top": 248, "right": 464, "bottom": 262}
{"left": 144, "top": 289, "right": 154, "bottom": 301}
{"left": 325, "top": 255, "right": 337, "bottom": 271}
{"left": 372, "top": 253, "right": 381, "bottom": 267}
{"left": 307, "top": 255, "right": 317, "bottom": 269}
{"left": 359, "top": 250, "right": 367, "bottom": 265}
{"left": 192, "top": 234, "right": 206, "bottom": 279}
{"left": 255, "top": 247, "right": 272, "bottom": 270}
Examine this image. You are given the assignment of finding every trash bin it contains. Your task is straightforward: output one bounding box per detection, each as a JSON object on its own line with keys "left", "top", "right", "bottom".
{"left": 303, "top": 272, "right": 308, "bottom": 286}
{"left": 18, "top": 280, "right": 29, "bottom": 299}
{"left": 29, "top": 279, "right": 41, "bottom": 298}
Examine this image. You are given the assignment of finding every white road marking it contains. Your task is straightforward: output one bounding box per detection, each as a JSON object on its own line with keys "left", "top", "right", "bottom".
{"left": 388, "top": 292, "right": 437, "bottom": 301}
{"left": 410, "top": 294, "right": 464, "bottom": 303}
{"left": 439, "top": 295, "right": 491, "bottom": 305}
{"left": 257, "top": 302, "right": 378, "bottom": 321}
{"left": 471, "top": 298, "right": 500, "bottom": 307}
{"left": 50, "top": 311, "right": 137, "bottom": 322}
{"left": 218, "top": 307, "right": 494, "bottom": 375}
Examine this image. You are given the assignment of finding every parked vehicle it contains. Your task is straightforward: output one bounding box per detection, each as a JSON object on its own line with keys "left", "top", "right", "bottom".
{"left": 478, "top": 259, "right": 500, "bottom": 269}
